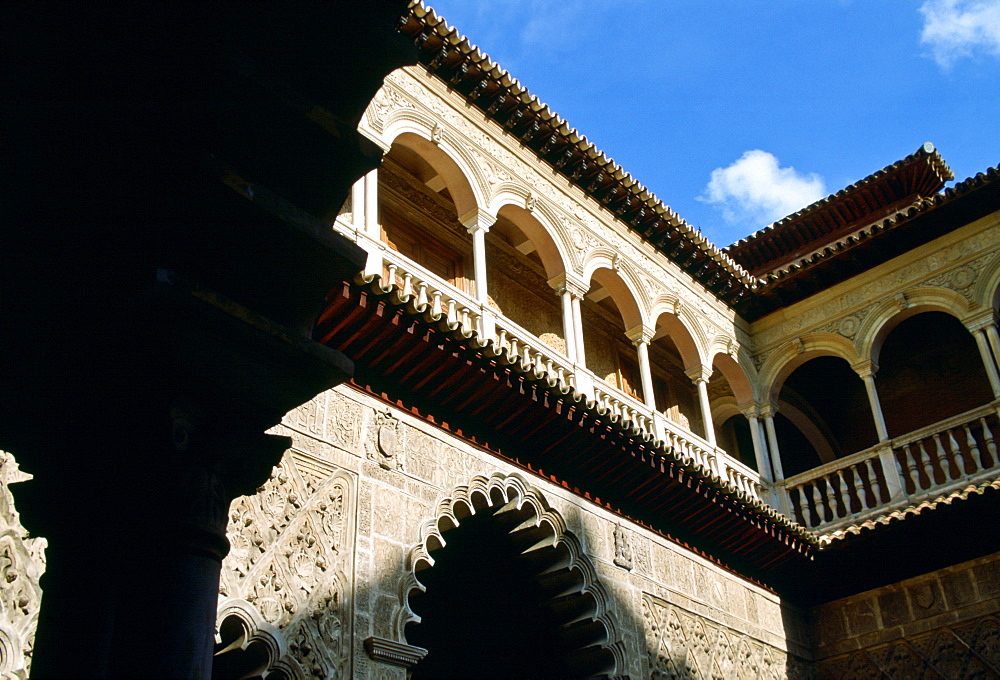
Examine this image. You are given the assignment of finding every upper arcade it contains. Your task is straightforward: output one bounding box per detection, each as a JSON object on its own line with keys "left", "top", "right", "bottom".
{"left": 328, "top": 1, "right": 1000, "bottom": 544}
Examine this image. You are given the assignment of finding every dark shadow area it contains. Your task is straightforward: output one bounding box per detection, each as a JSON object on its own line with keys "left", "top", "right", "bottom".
{"left": 877, "top": 311, "right": 993, "bottom": 437}
{"left": 407, "top": 504, "right": 614, "bottom": 680}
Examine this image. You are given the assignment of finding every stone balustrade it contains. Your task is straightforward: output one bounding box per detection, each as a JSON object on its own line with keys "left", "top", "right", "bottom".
{"left": 592, "top": 378, "right": 655, "bottom": 438}
{"left": 379, "top": 246, "right": 488, "bottom": 340}
{"left": 782, "top": 401, "right": 1000, "bottom": 532}
{"left": 493, "top": 313, "right": 576, "bottom": 393}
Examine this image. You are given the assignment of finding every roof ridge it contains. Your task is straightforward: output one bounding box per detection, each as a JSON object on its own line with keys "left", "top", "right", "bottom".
{"left": 727, "top": 142, "right": 955, "bottom": 251}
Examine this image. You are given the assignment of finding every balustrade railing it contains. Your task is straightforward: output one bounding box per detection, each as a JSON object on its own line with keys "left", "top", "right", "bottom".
{"left": 379, "top": 247, "right": 487, "bottom": 340}
{"left": 492, "top": 314, "right": 576, "bottom": 393}
{"left": 782, "top": 402, "right": 1000, "bottom": 532}
{"left": 354, "top": 238, "right": 766, "bottom": 502}
{"left": 592, "top": 380, "right": 655, "bottom": 438}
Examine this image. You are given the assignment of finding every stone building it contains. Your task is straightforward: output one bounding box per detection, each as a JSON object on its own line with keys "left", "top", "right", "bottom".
{"left": 3, "top": 3, "right": 999, "bottom": 678}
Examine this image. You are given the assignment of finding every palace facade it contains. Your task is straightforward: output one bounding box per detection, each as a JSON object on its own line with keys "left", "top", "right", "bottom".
{"left": 3, "top": 3, "right": 999, "bottom": 678}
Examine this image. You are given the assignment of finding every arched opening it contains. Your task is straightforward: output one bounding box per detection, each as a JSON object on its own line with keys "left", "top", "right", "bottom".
{"left": 775, "top": 356, "right": 879, "bottom": 476}
{"left": 406, "top": 503, "right": 616, "bottom": 680}
{"left": 378, "top": 135, "right": 476, "bottom": 293}
{"left": 398, "top": 477, "right": 627, "bottom": 679}
{"left": 486, "top": 206, "right": 568, "bottom": 355}
{"left": 716, "top": 414, "right": 756, "bottom": 471}
{"left": 649, "top": 314, "right": 702, "bottom": 438}
{"left": 579, "top": 267, "right": 645, "bottom": 402}
{"left": 875, "top": 311, "right": 994, "bottom": 438}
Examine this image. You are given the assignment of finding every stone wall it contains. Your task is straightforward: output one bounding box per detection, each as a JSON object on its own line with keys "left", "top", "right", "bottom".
{"left": 812, "top": 552, "right": 1000, "bottom": 679}
{"left": 215, "top": 385, "right": 815, "bottom": 679}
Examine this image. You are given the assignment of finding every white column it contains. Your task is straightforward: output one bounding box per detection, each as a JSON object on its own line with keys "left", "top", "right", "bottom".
{"left": 460, "top": 209, "right": 497, "bottom": 341}
{"left": 350, "top": 174, "right": 366, "bottom": 233}
{"left": 741, "top": 405, "right": 773, "bottom": 482}
{"left": 854, "top": 362, "right": 890, "bottom": 442}
{"left": 761, "top": 405, "right": 785, "bottom": 481}
{"left": 549, "top": 275, "right": 580, "bottom": 364}
{"left": 460, "top": 209, "right": 496, "bottom": 304}
{"left": 761, "top": 403, "right": 792, "bottom": 515}
{"left": 361, "top": 168, "right": 383, "bottom": 278}
{"left": 973, "top": 327, "right": 1000, "bottom": 398}
{"left": 363, "top": 167, "right": 379, "bottom": 239}
{"left": 686, "top": 366, "right": 715, "bottom": 445}
{"left": 559, "top": 287, "right": 577, "bottom": 363}
{"left": 571, "top": 292, "right": 586, "bottom": 368}
{"left": 626, "top": 326, "right": 657, "bottom": 410}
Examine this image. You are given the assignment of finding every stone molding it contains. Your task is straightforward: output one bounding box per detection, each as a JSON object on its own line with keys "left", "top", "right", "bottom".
{"left": 363, "top": 636, "right": 428, "bottom": 668}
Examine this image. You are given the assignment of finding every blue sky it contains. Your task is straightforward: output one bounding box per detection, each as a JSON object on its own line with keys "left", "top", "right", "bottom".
{"left": 422, "top": 0, "right": 1000, "bottom": 246}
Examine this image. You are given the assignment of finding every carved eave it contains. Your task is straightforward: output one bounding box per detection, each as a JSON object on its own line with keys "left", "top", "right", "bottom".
{"left": 402, "top": 2, "right": 756, "bottom": 308}
{"left": 743, "top": 163, "right": 1000, "bottom": 320}
{"left": 316, "top": 273, "right": 818, "bottom": 588}
{"left": 726, "top": 144, "right": 955, "bottom": 277}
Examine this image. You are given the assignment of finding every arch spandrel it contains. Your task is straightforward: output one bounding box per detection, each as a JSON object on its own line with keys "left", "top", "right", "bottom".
{"left": 759, "top": 333, "right": 863, "bottom": 404}
{"left": 855, "top": 286, "right": 974, "bottom": 367}
{"left": 974, "top": 251, "right": 1000, "bottom": 313}
{"left": 581, "top": 250, "right": 648, "bottom": 331}
{"left": 380, "top": 121, "right": 488, "bottom": 219}
{"left": 488, "top": 197, "right": 572, "bottom": 282}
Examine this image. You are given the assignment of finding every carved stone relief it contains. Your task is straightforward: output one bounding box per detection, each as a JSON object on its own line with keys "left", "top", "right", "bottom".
{"left": 642, "top": 593, "right": 810, "bottom": 680}
{"left": 0, "top": 450, "right": 45, "bottom": 679}
{"left": 221, "top": 454, "right": 356, "bottom": 680}
{"left": 754, "top": 222, "right": 1000, "bottom": 352}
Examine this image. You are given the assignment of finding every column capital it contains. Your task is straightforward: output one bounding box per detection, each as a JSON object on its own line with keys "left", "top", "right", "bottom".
{"left": 624, "top": 323, "right": 655, "bottom": 346}
{"left": 851, "top": 359, "right": 879, "bottom": 380}
{"left": 547, "top": 272, "right": 589, "bottom": 299}
{"left": 684, "top": 364, "right": 713, "bottom": 385}
{"left": 459, "top": 208, "right": 497, "bottom": 234}
{"left": 737, "top": 401, "right": 762, "bottom": 420}
{"left": 759, "top": 402, "right": 780, "bottom": 419}
{"left": 965, "top": 310, "right": 997, "bottom": 333}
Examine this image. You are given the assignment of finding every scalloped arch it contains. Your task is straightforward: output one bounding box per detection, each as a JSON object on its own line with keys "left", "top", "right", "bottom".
{"left": 393, "top": 473, "right": 626, "bottom": 676}
{"left": 215, "top": 597, "right": 300, "bottom": 680}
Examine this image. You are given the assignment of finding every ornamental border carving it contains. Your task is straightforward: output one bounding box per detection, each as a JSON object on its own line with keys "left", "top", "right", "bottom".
{"left": 753, "top": 218, "right": 1000, "bottom": 356}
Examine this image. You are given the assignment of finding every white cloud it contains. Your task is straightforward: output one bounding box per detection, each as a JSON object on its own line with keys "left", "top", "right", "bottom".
{"left": 919, "top": 0, "right": 1000, "bottom": 69}
{"left": 698, "top": 150, "right": 827, "bottom": 229}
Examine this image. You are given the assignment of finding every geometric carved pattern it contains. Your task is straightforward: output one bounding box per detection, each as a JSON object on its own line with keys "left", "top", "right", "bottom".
{"left": 220, "top": 453, "right": 355, "bottom": 680}
{"left": 642, "top": 593, "right": 810, "bottom": 680}
{"left": 815, "top": 614, "right": 1000, "bottom": 680}
{"left": 0, "top": 450, "right": 46, "bottom": 680}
